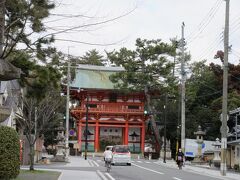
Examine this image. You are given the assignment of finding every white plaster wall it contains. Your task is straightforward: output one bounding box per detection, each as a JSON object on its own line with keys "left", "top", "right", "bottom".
{"left": 235, "top": 145, "right": 240, "bottom": 165}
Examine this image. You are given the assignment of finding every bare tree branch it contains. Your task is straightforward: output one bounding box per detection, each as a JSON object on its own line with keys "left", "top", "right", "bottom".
{"left": 15, "top": 93, "right": 63, "bottom": 170}
{"left": 3, "top": 17, "right": 28, "bottom": 59}
{"left": 33, "top": 6, "right": 137, "bottom": 45}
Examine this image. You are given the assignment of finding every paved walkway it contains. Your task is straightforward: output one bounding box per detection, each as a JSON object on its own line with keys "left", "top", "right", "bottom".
{"left": 157, "top": 158, "right": 240, "bottom": 180}
{"left": 22, "top": 156, "right": 102, "bottom": 180}
{"left": 57, "top": 156, "right": 101, "bottom": 180}
{"left": 58, "top": 169, "right": 100, "bottom": 180}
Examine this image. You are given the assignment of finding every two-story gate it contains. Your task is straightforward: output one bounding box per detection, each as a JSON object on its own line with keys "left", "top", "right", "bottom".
{"left": 69, "top": 65, "right": 146, "bottom": 153}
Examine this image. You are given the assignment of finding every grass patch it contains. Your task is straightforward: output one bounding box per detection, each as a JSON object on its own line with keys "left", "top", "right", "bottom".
{"left": 13, "top": 170, "right": 61, "bottom": 180}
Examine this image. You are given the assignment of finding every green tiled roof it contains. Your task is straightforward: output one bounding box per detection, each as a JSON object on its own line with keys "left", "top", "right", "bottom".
{"left": 70, "top": 65, "right": 124, "bottom": 90}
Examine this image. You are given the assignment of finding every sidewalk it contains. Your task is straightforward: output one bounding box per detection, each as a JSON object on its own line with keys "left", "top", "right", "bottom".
{"left": 157, "top": 158, "right": 240, "bottom": 180}
{"left": 56, "top": 156, "right": 102, "bottom": 180}
{"left": 22, "top": 156, "right": 102, "bottom": 180}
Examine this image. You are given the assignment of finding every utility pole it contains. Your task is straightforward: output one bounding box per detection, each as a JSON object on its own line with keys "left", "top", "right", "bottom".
{"left": 220, "top": 0, "right": 230, "bottom": 176}
{"left": 65, "top": 47, "right": 71, "bottom": 160}
{"left": 180, "top": 22, "right": 186, "bottom": 153}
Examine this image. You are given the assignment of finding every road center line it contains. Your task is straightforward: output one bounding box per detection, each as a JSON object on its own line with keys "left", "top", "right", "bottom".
{"left": 96, "top": 170, "right": 108, "bottom": 180}
{"left": 105, "top": 173, "right": 115, "bottom": 180}
{"left": 132, "top": 163, "right": 164, "bottom": 175}
{"left": 173, "top": 177, "right": 182, "bottom": 180}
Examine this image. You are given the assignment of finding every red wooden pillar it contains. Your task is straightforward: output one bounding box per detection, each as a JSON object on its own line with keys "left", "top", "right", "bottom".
{"left": 78, "top": 121, "right": 82, "bottom": 151}
{"left": 141, "top": 122, "right": 145, "bottom": 153}
{"left": 95, "top": 121, "right": 99, "bottom": 152}
{"left": 122, "top": 127, "right": 125, "bottom": 144}
{"left": 124, "top": 121, "right": 129, "bottom": 145}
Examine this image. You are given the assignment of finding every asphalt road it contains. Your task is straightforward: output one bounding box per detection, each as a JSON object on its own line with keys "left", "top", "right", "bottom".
{"left": 29, "top": 157, "right": 225, "bottom": 180}
{"left": 93, "top": 157, "right": 223, "bottom": 180}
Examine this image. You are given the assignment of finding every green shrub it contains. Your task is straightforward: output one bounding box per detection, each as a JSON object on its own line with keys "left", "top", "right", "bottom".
{"left": 0, "top": 126, "right": 20, "bottom": 179}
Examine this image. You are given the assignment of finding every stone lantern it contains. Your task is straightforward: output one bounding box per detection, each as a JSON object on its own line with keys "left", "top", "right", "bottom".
{"left": 194, "top": 125, "right": 206, "bottom": 159}
{"left": 52, "top": 121, "right": 66, "bottom": 162}
{"left": 212, "top": 138, "right": 221, "bottom": 167}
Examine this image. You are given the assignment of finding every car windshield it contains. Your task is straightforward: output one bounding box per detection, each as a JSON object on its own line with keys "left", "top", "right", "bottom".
{"left": 114, "top": 146, "right": 129, "bottom": 153}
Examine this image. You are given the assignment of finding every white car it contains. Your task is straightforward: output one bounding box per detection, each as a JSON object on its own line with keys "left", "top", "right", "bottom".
{"left": 112, "top": 145, "right": 131, "bottom": 166}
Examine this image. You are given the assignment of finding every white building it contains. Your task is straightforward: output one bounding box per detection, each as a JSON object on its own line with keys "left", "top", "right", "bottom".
{"left": 185, "top": 138, "right": 215, "bottom": 158}
{"left": 0, "top": 80, "right": 21, "bottom": 128}
{"left": 228, "top": 108, "right": 240, "bottom": 168}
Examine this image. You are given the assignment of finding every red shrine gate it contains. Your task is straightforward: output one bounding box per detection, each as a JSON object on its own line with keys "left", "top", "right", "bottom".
{"left": 70, "top": 89, "right": 146, "bottom": 153}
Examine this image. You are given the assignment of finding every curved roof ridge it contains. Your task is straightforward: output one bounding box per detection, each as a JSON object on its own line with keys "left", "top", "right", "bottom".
{"left": 77, "top": 64, "right": 125, "bottom": 72}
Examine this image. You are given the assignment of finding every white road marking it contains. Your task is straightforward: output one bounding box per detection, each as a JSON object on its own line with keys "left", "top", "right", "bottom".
{"left": 132, "top": 163, "right": 164, "bottom": 175}
{"left": 97, "top": 159, "right": 102, "bottom": 162}
{"left": 173, "top": 177, "right": 182, "bottom": 180}
{"left": 137, "top": 161, "right": 142, "bottom": 163}
{"left": 92, "top": 160, "right": 100, "bottom": 167}
{"left": 105, "top": 172, "right": 115, "bottom": 180}
{"left": 146, "top": 161, "right": 151, "bottom": 164}
{"left": 97, "top": 170, "right": 108, "bottom": 180}
{"left": 88, "top": 160, "right": 94, "bottom": 167}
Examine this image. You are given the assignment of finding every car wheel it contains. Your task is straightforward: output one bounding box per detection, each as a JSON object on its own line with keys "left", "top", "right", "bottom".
{"left": 127, "top": 163, "right": 131, "bottom": 166}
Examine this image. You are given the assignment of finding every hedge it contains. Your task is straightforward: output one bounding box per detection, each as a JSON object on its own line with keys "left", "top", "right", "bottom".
{"left": 0, "top": 126, "right": 20, "bottom": 179}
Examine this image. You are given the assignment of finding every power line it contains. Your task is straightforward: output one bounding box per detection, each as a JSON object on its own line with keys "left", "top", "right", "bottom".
{"left": 231, "top": 49, "right": 240, "bottom": 61}
{"left": 231, "top": 74, "right": 240, "bottom": 81}
{"left": 186, "top": 0, "right": 220, "bottom": 40}
{"left": 229, "top": 22, "right": 240, "bottom": 36}
{"left": 231, "top": 49, "right": 240, "bottom": 56}
{"left": 54, "top": 37, "right": 126, "bottom": 46}
{"left": 49, "top": 13, "right": 97, "bottom": 19}
{"left": 45, "top": 25, "right": 98, "bottom": 33}
{"left": 196, "top": 32, "right": 223, "bottom": 61}
{"left": 230, "top": 17, "right": 240, "bottom": 28}
{"left": 193, "top": 90, "right": 222, "bottom": 98}
{"left": 186, "top": 0, "right": 222, "bottom": 43}
{"left": 36, "top": 6, "right": 137, "bottom": 42}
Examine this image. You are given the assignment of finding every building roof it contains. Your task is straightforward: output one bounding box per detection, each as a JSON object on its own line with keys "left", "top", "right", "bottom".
{"left": 70, "top": 65, "right": 125, "bottom": 90}
{"left": 228, "top": 139, "right": 240, "bottom": 145}
{"left": 229, "top": 107, "right": 240, "bottom": 115}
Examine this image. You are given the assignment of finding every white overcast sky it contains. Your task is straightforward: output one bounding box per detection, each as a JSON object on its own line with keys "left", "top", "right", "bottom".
{"left": 45, "top": 0, "right": 240, "bottom": 65}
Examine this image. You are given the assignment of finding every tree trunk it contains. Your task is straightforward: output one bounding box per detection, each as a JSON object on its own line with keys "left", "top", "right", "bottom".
{"left": 0, "top": 0, "right": 5, "bottom": 56}
{"left": 144, "top": 86, "right": 161, "bottom": 152}
{"left": 0, "top": 0, "right": 21, "bottom": 80}
{"left": 29, "top": 144, "right": 35, "bottom": 171}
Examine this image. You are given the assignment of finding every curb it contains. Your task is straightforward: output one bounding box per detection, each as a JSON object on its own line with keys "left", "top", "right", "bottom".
{"left": 58, "top": 172, "right": 63, "bottom": 180}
